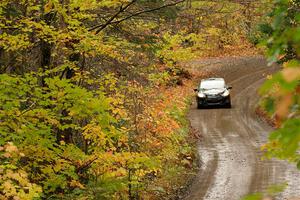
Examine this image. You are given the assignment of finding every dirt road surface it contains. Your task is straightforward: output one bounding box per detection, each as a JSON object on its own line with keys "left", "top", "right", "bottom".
{"left": 184, "top": 56, "right": 300, "bottom": 200}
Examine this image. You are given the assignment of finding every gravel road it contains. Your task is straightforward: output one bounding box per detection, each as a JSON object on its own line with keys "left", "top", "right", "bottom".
{"left": 184, "top": 56, "right": 300, "bottom": 200}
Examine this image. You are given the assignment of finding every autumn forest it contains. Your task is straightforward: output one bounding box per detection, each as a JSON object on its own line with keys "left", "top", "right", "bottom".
{"left": 1, "top": 0, "right": 300, "bottom": 200}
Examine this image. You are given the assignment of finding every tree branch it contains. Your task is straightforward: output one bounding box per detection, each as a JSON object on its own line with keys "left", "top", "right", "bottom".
{"left": 89, "top": 0, "right": 137, "bottom": 33}
{"left": 109, "top": 0, "right": 185, "bottom": 27}
{"left": 91, "top": 0, "right": 185, "bottom": 34}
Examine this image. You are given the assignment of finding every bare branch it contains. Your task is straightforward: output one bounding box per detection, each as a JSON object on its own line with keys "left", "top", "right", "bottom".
{"left": 91, "top": 0, "right": 185, "bottom": 34}
{"left": 89, "top": 0, "right": 137, "bottom": 33}
{"left": 110, "top": 0, "right": 185, "bottom": 26}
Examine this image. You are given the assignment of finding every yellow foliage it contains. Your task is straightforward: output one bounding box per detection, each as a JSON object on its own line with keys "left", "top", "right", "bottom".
{"left": 0, "top": 143, "right": 42, "bottom": 200}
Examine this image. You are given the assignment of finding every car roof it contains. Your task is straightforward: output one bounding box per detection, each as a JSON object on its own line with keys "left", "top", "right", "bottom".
{"left": 199, "top": 78, "right": 225, "bottom": 89}
{"left": 201, "top": 78, "right": 225, "bottom": 83}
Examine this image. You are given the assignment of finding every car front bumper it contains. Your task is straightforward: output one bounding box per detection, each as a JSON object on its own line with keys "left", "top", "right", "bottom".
{"left": 197, "top": 95, "right": 230, "bottom": 106}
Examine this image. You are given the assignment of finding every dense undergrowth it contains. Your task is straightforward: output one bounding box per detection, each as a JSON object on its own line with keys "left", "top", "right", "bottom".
{"left": 0, "top": 65, "right": 198, "bottom": 200}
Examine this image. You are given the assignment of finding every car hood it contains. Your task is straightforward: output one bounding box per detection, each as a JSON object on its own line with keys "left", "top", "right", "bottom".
{"left": 202, "top": 88, "right": 226, "bottom": 95}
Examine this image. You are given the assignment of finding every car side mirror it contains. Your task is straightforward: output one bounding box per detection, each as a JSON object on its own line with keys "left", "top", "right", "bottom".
{"left": 227, "top": 86, "right": 232, "bottom": 90}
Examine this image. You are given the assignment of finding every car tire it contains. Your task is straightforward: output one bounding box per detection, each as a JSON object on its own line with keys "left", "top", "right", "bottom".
{"left": 226, "top": 102, "right": 231, "bottom": 108}
{"left": 197, "top": 103, "right": 201, "bottom": 109}
{"left": 197, "top": 101, "right": 203, "bottom": 109}
{"left": 225, "top": 96, "right": 231, "bottom": 108}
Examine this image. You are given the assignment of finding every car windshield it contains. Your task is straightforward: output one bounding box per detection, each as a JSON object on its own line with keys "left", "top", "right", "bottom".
{"left": 200, "top": 80, "right": 225, "bottom": 90}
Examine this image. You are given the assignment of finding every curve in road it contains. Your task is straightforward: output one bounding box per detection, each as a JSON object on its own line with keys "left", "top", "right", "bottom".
{"left": 184, "top": 56, "right": 300, "bottom": 200}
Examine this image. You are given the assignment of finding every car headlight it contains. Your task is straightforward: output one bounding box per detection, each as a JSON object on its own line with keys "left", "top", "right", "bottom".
{"left": 222, "top": 90, "right": 230, "bottom": 97}
{"left": 198, "top": 93, "right": 206, "bottom": 98}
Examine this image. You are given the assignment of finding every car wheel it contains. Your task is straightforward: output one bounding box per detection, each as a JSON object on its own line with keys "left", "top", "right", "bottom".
{"left": 225, "top": 96, "right": 231, "bottom": 108}
{"left": 197, "top": 101, "right": 203, "bottom": 109}
{"left": 226, "top": 102, "right": 231, "bottom": 108}
{"left": 197, "top": 103, "right": 201, "bottom": 109}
